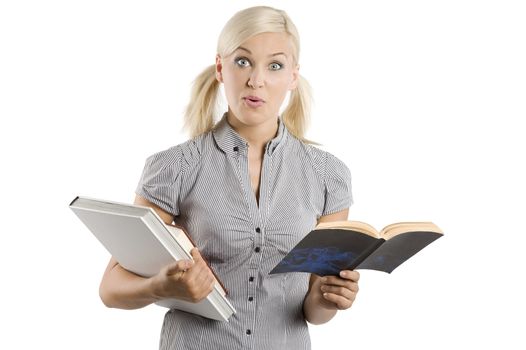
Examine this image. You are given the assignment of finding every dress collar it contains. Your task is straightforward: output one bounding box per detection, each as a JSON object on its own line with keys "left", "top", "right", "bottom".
{"left": 212, "top": 112, "right": 287, "bottom": 157}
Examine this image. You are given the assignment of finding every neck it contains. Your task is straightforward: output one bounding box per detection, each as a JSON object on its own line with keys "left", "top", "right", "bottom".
{"left": 226, "top": 112, "right": 279, "bottom": 152}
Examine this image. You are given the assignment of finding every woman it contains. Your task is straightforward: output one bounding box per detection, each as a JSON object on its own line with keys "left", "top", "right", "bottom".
{"left": 99, "top": 6, "right": 359, "bottom": 350}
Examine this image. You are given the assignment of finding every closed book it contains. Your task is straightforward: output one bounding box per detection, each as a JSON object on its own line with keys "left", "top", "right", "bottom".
{"left": 70, "top": 196, "right": 235, "bottom": 322}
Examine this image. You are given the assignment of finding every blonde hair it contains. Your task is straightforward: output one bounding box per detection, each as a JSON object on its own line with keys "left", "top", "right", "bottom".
{"left": 184, "top": 6, "right": 314, "bottom": 143}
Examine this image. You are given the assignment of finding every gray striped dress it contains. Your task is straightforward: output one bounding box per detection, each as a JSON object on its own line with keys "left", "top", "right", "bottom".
{"left": 136, "top": 114, "right": 353, "bottom": 350}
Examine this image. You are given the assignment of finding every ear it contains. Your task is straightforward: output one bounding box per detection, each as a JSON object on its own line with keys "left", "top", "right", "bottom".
{"left": 215, "top": 54, "right": 223, "bottom": 83}
{"left": 288, "top": 64, "right": 300, "bottom": 90}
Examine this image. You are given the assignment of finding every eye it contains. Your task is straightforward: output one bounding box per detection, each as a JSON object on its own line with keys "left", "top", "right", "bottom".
{"left": 269, "top": 62, "right": 283, "bottom": 71}
{"left": 235, "top": 57, "right": 251, "bottom": 67}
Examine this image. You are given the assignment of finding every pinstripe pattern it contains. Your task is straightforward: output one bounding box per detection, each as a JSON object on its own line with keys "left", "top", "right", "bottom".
{"left": 136, "top": 113, "right": 353, "bottom": 350}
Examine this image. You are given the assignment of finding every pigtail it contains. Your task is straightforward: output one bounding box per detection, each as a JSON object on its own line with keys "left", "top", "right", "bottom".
{"left": 183, "top": 65, "right": 220, "bottom": 138}
{"left": 282, "top": 75, "right": 317, "bottom": 144}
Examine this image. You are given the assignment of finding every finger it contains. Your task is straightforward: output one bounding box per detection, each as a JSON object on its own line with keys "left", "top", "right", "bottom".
{"left": 202, "top": 275, "right": 216, "bottom": 298}
{"left": 322, "top": 292, "right": 354, "bottom": 310}
{"left": 322, "top": 276, "right": 359, "bottom": 292}
{"left": 197, "top": 281, "right": 216, "bottom": 301}
{"left": 188, "top": 264, "right": 213, "bottom": 287}
{"left": 165, "top": 248, "right": 201, "bottom": 276}
{"left": 186, "top": 268, "right": 216, "bottom": 302}
{"left": 190, "top": 248, "right": 203, "bottom": 261}
{"left": 339, "top": 270, "right": 360, "bottom": 282}
{"left": 188, "top": 249, "right": 212, "bottom": 274}
{"left": 185, "top": 250, "right": 215, "bottom": 284}
{"left": 321, "top": 284, "right": 357, "bottom": 300}
{"left": 322, "top": 276, "right": 350, "bottom": 286}
{"left": 187, "top": 252, "right": 211, "bottom": 275}
{"left": 165, "top": 259, "right": 193, "bottom": 276}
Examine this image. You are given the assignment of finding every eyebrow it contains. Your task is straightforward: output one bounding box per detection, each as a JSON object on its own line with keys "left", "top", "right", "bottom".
{"left": 237, "top": 46, "right": 288, "bottom": 58}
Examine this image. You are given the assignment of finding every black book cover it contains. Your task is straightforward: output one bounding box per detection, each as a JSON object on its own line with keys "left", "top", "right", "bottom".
{"left": 269, "top": 228, "right": 441, "bottom": 275}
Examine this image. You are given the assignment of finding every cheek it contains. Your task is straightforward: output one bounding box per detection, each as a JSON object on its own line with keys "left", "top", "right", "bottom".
{"left": 268, "top": 77, "right": 292, "bottom": 100}
{"left": 223, "top": 70, "right": 246, "bottom": 92}
{"left": 269, "top": 72, "right": 294, "bottom": 89}
{"left": 222, "top": 78, "right": 242, "bottom": 103}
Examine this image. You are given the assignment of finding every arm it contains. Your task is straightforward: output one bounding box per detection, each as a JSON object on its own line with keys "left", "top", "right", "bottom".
{"left": 98, "top": 195, "right": 216, "bottom": 309}
{"left": 303, "top": 209, "right": 360, "bottom": 325}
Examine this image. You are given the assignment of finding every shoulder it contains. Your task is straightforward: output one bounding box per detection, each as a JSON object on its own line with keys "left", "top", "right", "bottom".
{"left": 148, "top": 135, "right": 206, "bottom": 166}
{"left": 144, "top": 134, "right": 207, "bottom": 173}
{"left": 286, "top": 137, "right": 350, "bottom": 181}
{"left": 136, "top": 135, "right": 209, "bottom": 216}
{"left": 287, "top": 139, "right": 354, "bottom": 213}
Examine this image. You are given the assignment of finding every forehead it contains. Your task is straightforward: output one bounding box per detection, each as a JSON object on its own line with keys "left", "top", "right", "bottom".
{"left": 236, "top": 32, "right": 295, "bottom": 58}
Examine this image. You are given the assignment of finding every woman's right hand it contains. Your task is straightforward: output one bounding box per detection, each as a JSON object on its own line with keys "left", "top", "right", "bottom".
{"left": 99, "top": 196, "right": 216, "bottom": 309}
{"left": 150, "top": 248, "right": 217, "bottom": 303}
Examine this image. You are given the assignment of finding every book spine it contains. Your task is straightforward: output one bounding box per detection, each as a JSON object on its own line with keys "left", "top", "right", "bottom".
{"left": 348, "top": 239, "right": 385, "bottom": 270}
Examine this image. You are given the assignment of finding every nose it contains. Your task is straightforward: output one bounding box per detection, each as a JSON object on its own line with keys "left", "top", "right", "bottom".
{"left": 247, "top": 67, "right": 264, "bottom": 89}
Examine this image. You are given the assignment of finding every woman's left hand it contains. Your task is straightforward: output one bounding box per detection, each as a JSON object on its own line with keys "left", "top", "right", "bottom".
{"left": 316, "top": 270, "right": 360, "bottom": 310}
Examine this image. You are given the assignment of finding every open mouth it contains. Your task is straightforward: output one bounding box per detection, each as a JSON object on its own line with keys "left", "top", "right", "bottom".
{"left": 245, "top": 96, "right": 264, "bottom": 103}
{"left": 243, "top": 96, "right": 265, "bottom": 108}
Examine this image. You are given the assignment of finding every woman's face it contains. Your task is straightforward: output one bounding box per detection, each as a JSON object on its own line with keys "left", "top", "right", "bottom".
{"left": 216, "top": 32, "right": 299, "bottom": 128}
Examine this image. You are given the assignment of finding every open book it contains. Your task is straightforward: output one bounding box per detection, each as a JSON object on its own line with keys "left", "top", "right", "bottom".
{"left": 270, "top": 221, "right": 443, "bottom": 275}
{"left": 69, "top": 196, "right": 235, "bottom": 322}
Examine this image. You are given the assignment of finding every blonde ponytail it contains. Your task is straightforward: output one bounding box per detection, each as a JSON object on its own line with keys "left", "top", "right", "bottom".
{"left": 282, "top": 75, "right": 317, "bottom": 144}
{"left": 183, "top": 65, "right": 220, "bottom": 138}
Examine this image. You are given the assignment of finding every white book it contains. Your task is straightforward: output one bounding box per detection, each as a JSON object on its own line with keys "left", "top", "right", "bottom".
{"left": 69, "top": 196, "right": 236, "bottom": 322}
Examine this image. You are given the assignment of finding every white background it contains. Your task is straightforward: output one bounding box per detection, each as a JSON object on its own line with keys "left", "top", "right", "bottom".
{"left": 1, "top": 1, "right": 525, "bottom": 349}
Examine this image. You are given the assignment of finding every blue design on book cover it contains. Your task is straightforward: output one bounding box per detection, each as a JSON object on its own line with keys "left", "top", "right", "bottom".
{"left": 271, "top": 247, "right": 358, "bottom": 275}
{"left": 269, "top": 228, "right": 379, "bottom": 276}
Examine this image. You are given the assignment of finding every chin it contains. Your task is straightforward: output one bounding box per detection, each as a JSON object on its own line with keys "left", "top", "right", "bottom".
{"left": 231, "top": 107, "right": 275, "bottom": 125}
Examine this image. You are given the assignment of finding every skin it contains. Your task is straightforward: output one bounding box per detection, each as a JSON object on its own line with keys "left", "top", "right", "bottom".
{"left": 99, "top": 32, "right": 359, "bottom": 325}
{"left": 215, "top": 32, "right": 300, "bottom": 200}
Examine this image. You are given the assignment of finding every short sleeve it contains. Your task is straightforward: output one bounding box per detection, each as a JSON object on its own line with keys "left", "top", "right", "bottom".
{"left": 135, "top": 146, "right": 184, "bottom": 216}
{"left": 322, "top": 153, "right": 353, "bottom": 216}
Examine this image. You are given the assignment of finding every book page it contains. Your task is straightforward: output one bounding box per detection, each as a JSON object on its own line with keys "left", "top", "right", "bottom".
{"left": 165, "top": 225, "right": 195, "bottom": 253}
{"left": 380, "top": 222, "right": 442, "bottom": 240}
{"left": 315, "top": 220, "right": 380, "bottom": 238}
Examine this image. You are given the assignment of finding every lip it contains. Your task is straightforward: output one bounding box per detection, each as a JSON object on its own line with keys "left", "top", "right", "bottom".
{"left": 243, "top": 95, "right": 265, "bottom": 109}
{"left": 243, "top": 95, "right": 265, "bottom": 103}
